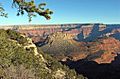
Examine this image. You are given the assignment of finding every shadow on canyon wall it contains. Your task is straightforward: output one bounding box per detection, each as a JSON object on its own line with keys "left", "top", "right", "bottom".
{"left": 84, "top": 24, "right": 101, "bottom": 42}
{"left": 61, "top": 24, "right": 82, "bottom": 31}
{"left": 61, "top": 54, "right": 120, "bottom": 79}
{"left": 34, "top": 24, "right": 120, "bottom": 47}
{"left": 112, "top": 33, "right": 120, "bottom": 40}
{"left": 76, "top": 24, "right": 120, "bottom": 42}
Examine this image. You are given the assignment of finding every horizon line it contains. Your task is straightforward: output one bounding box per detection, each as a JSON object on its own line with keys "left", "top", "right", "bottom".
{"left": 0, "top": 23, "right": 120, "bottom": 26}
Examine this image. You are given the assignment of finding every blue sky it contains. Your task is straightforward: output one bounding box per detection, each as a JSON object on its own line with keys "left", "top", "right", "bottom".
{"left": 0, "top": 0, "right": 120, "bottom": 25}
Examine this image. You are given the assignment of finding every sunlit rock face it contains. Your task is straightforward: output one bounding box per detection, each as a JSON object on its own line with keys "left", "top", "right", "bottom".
{"left": 92, "top": 37, "right": 120, "bottom": 64}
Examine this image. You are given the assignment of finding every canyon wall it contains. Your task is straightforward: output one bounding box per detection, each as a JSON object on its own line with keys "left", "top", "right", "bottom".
{"left": 0, "top": 23, "right": 120, "bottom": 43}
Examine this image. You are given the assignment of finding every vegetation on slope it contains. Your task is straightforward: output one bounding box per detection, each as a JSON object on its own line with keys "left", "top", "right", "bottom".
{"left": 0, "top": 29, "right": 86, "bottom": 79}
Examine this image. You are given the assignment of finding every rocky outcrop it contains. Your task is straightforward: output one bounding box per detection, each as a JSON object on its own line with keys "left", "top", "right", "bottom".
{"left": 53, "top": 69, "right": 66, "bottom": 79}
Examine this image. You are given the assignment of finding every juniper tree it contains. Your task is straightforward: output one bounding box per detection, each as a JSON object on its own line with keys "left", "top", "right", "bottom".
{"left": 0, "top": 0, "right": 53, "bottom": 22}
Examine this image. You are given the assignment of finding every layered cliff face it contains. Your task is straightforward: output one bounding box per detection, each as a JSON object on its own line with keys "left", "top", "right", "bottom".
{"left": 82, "top": 37, "right": 120, "bottom": 64}
{"left": 68, "top": 37, "right": 120, "bottom": 64}
{"left": 1, "top": 23, "right": 120, "bottom": 43}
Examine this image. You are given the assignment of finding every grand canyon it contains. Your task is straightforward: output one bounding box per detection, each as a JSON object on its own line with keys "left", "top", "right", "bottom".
{"left": 1, "top": 23, "right": 120, "bottom": 79}
{"left": 1, "top": 23, "right": 120, "bottom": 42}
